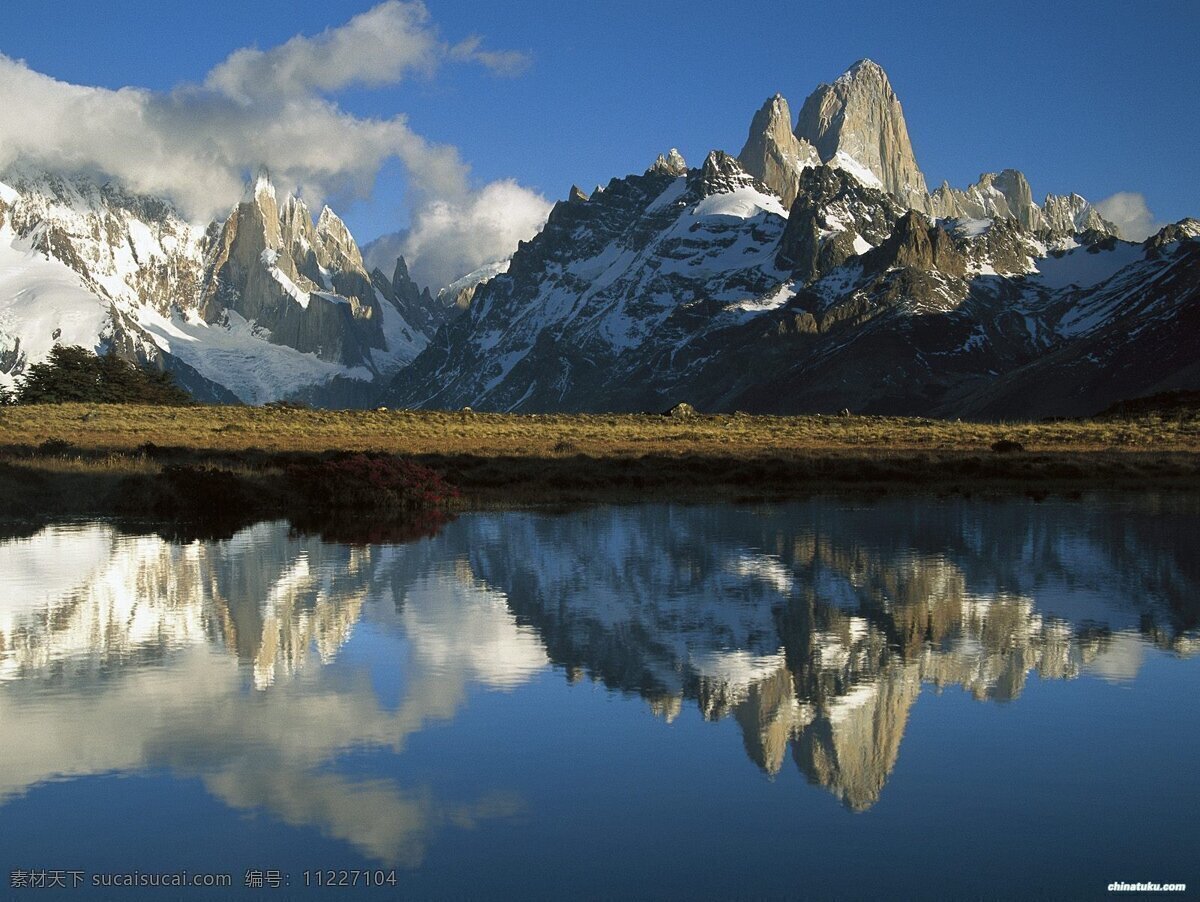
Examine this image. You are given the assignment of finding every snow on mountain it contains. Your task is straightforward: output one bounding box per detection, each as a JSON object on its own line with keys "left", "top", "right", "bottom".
{"left": 0, "top": 230, "right": 111, "bottom": 394}
{"left": 1031, "top": 240, "right": 1145, "bottom": 291}
{"left": 0, "top": 167, "right": 442, "bottom": 403}
{"left": 385, "top": 150, "right": 802, "bottom": 412}
{"left": 1, "top": 58, "right": 1195, "bottom": 414}
{"left": 382, "top": 59, "right": 1197, "bottom": 417}
{"left": 436, "top": 259, "right": 510, "bottom": 312}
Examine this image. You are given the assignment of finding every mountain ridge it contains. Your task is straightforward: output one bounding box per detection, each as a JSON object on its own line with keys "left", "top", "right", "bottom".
{"left": 2, "top": 59, "right": 1196, "bottom": 416}
{"left": 0, "top": 168, "right": 445, "bottom": 403}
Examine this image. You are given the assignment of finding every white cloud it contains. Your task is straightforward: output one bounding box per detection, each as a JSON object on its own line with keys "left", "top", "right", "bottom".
{"left": 0, "top": 1, "right": 541, "bottom": 285}
{"left": 391, "top": 180, "right": 552, "bottom": 291}
{"left": 204, "top": 2, "right": 444, "bottom": 103}
{"left": 1095, "top": 192, "right": 1164, "bottom": 241}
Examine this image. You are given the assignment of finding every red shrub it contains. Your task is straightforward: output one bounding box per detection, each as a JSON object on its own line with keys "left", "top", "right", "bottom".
{"left": 287, "top": 454, "right": 459, "bottom": 513}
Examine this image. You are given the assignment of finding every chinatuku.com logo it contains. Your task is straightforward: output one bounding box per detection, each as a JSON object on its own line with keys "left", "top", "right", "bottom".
{"left": 1109, "top": 882, "right": 1187, "bottom": 893}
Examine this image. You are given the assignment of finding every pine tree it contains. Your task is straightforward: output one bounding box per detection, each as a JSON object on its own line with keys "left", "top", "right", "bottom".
{"left": 14, "top": 345, "right": 192, "bottom": 405}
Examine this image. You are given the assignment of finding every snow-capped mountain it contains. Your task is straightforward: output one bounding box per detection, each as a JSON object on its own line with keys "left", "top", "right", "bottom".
{"left": 0, "top": 169, "right": 442, "bottom": 403}
{"left": 385, "top": 60, "right": 1199, "bottom": 416}
{"left": 2, "top": 58, "right": 1196, "bottom": 414}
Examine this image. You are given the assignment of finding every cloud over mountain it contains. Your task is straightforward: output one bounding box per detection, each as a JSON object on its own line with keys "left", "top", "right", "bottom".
{"left": 0, "top": 1, "right": 546, "bottom": 284}
{"left": 1094, "top": 192, "right": 1164, "bottom": 241}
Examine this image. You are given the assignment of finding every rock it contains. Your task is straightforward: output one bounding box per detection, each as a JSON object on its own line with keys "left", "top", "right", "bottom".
{"left": 650, "top": 148, "right": 688, "bottom": 177}
{"left": 737, "top": 94, "right": 820, "bottom": 207}
{"left": 775, "top": 166, "right": 905, "bottom": 281}
{"left": 930, "top": 169, "right": 1046, "bottom": 231}
{"left": 666, "top": 402, "right": 697, "bottom": 418}
{"left": 700, "top": 150, "right": 758, "bottom": 196}
{"left": 568, "top": 185, "right": 590, "bottom": 204}
{"left": 795, "top": 60, "right": 930, "bottom": 213}
{"left": 864, "top": 210, "right": 966, "bottom": 278}
{"left": 838, "top": 408, "right": 852, "bottom": 417}
{"left": 1042, "top": 193, "right": 1117, "bottom": 238}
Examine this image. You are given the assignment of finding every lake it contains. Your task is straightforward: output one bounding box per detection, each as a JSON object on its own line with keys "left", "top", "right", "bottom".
{"left": 1, "top": 497, "right": 1197, "bottom": 899}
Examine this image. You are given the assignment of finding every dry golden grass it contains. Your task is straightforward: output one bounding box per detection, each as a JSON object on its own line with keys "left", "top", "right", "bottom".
{"left": 1, "top": 403, "right": 1198, "bottom": 520}
{"left": 1, "top": 402, "right": 1197, "bottom": 457}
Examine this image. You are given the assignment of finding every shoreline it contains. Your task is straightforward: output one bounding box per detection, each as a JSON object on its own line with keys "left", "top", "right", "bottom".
{"left": 1, "top": 403, "right": 1198, "bottom": 529}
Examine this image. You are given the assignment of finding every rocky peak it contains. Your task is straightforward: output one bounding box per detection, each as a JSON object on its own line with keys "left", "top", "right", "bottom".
{"left": 699, "top": 150, "right": 758, "bottom": 196}
{"left": 795, "top": 59, "right": 930, "bottom": 213}
{"left": 650, "top": 148, "right": 688, "bottom": 177}
{"left": 278, "top": 195, "right": 318, "bottom": 255}
{"left": 568, "top": 184, "right": 590, "bottom": 204}
{"left": 737, "top": 94, "right": 820, "bottom": 207}
{"left": 775, "top": 165, "right": 905, "bottom": 281}
{"left": 1042, "top": 193, "right": 1116, "bottom": 238}
{"left": 315, "top": 205, "right": 363, "bottom": 270}
{"left": 1176, "top": 218, "right": 1200, "bottom": 239}
{"left": 930, "top": 169, "right": 1045, "bottom": 231}
{"left": 864, "top": 209, "right": 964, "bottom": 277}
{"left": 231, "top": 171, "right": 283, "bottom": 251}
{"left": 1143, "top": 219, "right": 1200, "bottom": 256}
{"left": 393, "top": 255, "right": 413, "bottom": 286}
{"left": 991, "top": 170, "right": 1042, "bottom": 230}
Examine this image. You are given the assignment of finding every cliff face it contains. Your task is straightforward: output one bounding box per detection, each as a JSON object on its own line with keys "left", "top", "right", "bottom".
{"left": 738, "top": 94, "right": 820, "bottom": 208}
{"left": 0, "top": 169, "right": 440, "bottom": 403}
{"left": 795, "top": 59, "right": 930, "bottom": 213}
{"left": 199, "top": 177, "right": 390, "bottom": 370}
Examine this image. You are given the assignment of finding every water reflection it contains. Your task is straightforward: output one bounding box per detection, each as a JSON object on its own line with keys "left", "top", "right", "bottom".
{"left": 0, "top": 497, "right": 1196, "bottom": 865}
{"left": 465, "top": 501, "right": 1199, "bottom": 809}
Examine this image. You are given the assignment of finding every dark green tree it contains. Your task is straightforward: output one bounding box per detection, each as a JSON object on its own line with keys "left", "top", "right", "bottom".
{"left": 15, "top": 345, "right": 193, "bottom": 405}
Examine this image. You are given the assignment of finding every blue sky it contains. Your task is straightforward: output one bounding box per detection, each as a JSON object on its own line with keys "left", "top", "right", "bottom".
{"left": 0, "top": 0, "right": 1196, "bottom": 282}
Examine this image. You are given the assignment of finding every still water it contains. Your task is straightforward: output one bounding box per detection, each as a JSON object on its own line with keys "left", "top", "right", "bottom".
{"left": 1, "top": 497, "right": 1197, "bottom": 900}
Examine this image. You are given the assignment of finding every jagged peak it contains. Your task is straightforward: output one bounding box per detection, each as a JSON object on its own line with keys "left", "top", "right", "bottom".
{"left": 650, "top": 148, "right": 688, "bottom": 177}
{"left": 864, "top": 208, "right": 964, "bottom": 277}
{"left": 1144, "top": 218, "right": 1200, "bottom": 250}
{"left": 761, "top": 92, "right": 791, "bottom": 118}
{"left": 1044, "top": 191, "right": 1088, "bottom": 207}
{"left": 744, "top": 93, "right": 798, "bottom": 141}
{"left": 244, "top": 166, "right": 276, "bottom": 205}
{"left": 568, "top": 185, "right": 590, "bottom": 204}
{"left": 315, "top": 204, "right": 351, "bottom": 237}
{"left": 834, "top": 58, "right": 891, "bottom": 89}
{"left": 280, "top": 193, "right": 309, "bottom": 214}
{"left": 699, "top": 150, "right": 757, "bottom": 196}
{"left": 796, "top": 60, "right": 928, "bottom": 212}
{"left": 738, "top": 93, "right": 820, "bottom": 206}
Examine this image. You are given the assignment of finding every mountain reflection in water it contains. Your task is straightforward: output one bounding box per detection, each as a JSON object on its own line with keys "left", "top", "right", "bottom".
{"left": 0, "top": 497, "right": 1197, "bottom": 871}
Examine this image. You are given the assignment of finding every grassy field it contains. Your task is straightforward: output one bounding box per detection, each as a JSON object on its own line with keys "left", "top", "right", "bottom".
{"left": 1, "top": 403, "right": 1198, "bottom": 521}
{"left": 3, "top": 402, "right": 1199, "bottom": 454}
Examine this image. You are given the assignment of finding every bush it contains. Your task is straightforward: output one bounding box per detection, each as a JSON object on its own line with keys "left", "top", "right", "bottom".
{"left": 14, "top": 345, "right": 192, "bottom": 405}
{"left": 161, "top": 464, "right": 260, "bottom": 517}
{"left": 287, "top": 454, "right": 459, "bottom": 513}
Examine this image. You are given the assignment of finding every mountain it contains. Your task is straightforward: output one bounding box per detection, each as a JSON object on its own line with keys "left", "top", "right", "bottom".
{"left": 2, "top": 59, "right": 1195, "bottom": 415}
{"left": 930, "top": 170, "right": 1117, "bottom": 237}
{"left": 385, "top": 61, "right": 1199, "bottom": 417}
{"left": 737, "top": 95, "right": 820, "bottom": 207}
{"left": 0, "top": 168, "right": 441, "bottom": 403}
{"left": 794, "top": 59, "right": 930, "bottom": 213}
